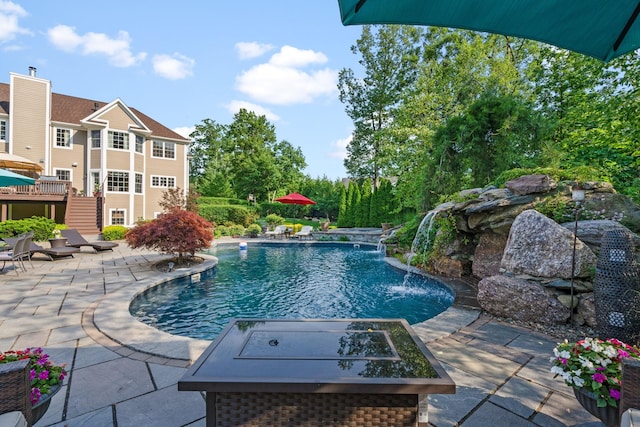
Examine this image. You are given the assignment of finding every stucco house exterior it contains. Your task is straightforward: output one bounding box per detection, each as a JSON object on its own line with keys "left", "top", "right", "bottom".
{"left": 0, "top": 68, "right": 190, "bottom": 233}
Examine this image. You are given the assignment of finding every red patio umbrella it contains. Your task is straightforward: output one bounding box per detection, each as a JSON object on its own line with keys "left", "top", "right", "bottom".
{"left": 275, "top": 193, "right": 316, "bottom": 233}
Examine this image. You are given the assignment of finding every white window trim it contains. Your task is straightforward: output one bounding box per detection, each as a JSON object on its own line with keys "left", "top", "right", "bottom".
{"left": 150, "top": 175, "right": 176, "bottom": 188}
{"left": 109, "top": 208, "right": 127, "bottom": 226}
{"left": 0, "top": 119, "right": 7, "bottom": 142}
{"left": 151, "top": 140, "right": 176, "bottom": 160}
{"left": 135, "top": 135, "right": 145, "bottom": 154}
{"left": 134, "top": 172, "right": 144, "bottom": 194}
{"left": 54, "top": 168, "right": 72, "bottom": 181}
{"left": 106, "top": 170, "right": 130, "bottom": 193}
{"left": 90, "top": 129, "right": 102, "bottom": 149}
{"left": 107, "top": 130, "right": 130, "bottom": 151}
{"left": 55, "top": 128, "right": 72, "bottom": 149}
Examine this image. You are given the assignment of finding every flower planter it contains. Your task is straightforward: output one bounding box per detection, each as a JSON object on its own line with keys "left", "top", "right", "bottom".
{"left": 573, "top": 388, "right": 619, "bottom": 427}
{"left": 31, "top": 384, "right": 61, "bottom": 425}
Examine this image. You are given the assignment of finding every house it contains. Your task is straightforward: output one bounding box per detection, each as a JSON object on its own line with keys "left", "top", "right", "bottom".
{"left": 0, "top": 68, "right": 190, "bottom": 233}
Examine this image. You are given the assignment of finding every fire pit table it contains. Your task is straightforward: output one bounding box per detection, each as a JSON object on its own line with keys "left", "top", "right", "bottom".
{"left": 178, "top": 319, "right": 455, "bottom": 427}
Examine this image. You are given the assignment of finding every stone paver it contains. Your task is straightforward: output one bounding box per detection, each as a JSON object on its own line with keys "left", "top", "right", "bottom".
{"left": 0, "top": 238, "right": 605, "bottom": 427}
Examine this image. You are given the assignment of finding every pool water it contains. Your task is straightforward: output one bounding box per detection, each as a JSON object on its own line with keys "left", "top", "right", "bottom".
{"left": 130, "top": 243, "right": 455, "bottom": 340}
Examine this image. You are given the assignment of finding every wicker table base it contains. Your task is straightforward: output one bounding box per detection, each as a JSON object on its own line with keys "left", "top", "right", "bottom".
{"left": 209, "top": 392, "right": 425, "bottom": 427}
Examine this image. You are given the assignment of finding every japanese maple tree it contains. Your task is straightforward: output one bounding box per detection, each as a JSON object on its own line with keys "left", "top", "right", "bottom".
{"left": 126, "top": 209, "right": 213, "bottom": 262}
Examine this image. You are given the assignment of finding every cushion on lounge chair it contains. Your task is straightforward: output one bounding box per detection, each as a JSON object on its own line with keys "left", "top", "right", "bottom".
{"left": 60, "top": 229, "right": 118, "bottom": 252}
{"left": 294, "top": 226, "right": 314, "bottom": 239}
{"left": 264, "top": 225, "right": 287, "bottom": 239}
{"left": 30, "top": 243, "right": 79, "bottom": 260}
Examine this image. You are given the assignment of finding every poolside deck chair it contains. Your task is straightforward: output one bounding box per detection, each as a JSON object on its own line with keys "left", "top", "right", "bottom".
{"left": 264, "top": 225, "right": 286, "bottom": 239}
{"left": 2, "top": 237, "right": 79, "bottom": 261}
{"left": 294, "top": 225, "right": 314, "bottom": 240}
{"left": 60, "top": 229, "right": 118, "bottom": 252}
{"left": 0, "top": 234, "right": 27, "bottom": 275}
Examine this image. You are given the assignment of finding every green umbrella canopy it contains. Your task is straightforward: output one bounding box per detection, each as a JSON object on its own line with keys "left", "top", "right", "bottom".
{"left": 338, "top": 0, "right": 640, "bottom": 62}
{"left": 0, "top": 168, "right": 36, "bottom": 187}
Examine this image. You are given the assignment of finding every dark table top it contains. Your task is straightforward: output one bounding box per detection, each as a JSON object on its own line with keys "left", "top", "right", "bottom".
{"left": 179, "top": 319, "right": 455, "bottom": 395}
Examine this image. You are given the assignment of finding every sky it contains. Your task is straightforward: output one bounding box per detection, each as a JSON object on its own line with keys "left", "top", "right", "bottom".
{"left": 0, "top": 1, "right": 365, "bottom": 179}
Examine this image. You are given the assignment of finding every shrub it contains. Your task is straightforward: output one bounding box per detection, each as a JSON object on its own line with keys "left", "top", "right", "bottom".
{"left": 246, "top": 223, "right": 262, "bottom": 237}
{"left": 265, "top": 214, "right": 285, "bottom": 229}
{"left": 229, "top": 224, "right": 245, "bottom": 236}
{"left": 102, "top": 225, "right": 128, "bottom": 241}
{"left": 0, "top": 216, "right": 56, "bottom": 241}
{"left": 126, "top": 210, "right": 214, "bottom": 262}
{"left": 198, "top": 197, "right": 249, "bottom": 206}
{"left": 198, "top": 204, "right": 258, "bottom": 227}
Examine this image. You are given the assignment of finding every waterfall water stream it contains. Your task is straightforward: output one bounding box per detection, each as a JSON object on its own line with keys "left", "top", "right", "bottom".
{"left": 402, "top": 209, "right": 441, "bottom": 285}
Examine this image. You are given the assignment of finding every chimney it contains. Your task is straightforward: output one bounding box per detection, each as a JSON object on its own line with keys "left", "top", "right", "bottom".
{"left": 28, "top": 66, "right": 37, "bottom": 77}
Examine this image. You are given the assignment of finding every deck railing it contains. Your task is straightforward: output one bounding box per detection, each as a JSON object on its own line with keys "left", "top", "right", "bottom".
{"left": 0, "top": 180, "right": 72, "bottom": 196}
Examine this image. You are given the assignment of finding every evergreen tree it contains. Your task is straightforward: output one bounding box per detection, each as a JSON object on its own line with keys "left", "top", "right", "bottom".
{"left": 359, "top": 178, "right": 372, "bottom": 227}
{"left": 352, "top": 183, "right": 362, "bottom": 227}
{"left": 337, "top": 184, "right": 348, "bottom": 227}
{"left": 344, "top": 181, "right": 356, "bottom": 227}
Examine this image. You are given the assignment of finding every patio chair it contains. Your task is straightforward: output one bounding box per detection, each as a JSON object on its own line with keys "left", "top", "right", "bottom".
{"left": 620, "top": 357, "right": 640, "bottom": 426}
{"left": 0, "top": 234, "right": 27, "bottom": 275}
{"left": 3, "top": 237, "right": 81, "bottom": 261}
{"left": 60, "top": 229, "right": 118, "bottom": 252}
{"left": 294, "top": 225, "right": 314, "bottom": 240}
{"left": 0, "top": 359, "right": 31, "bottom": 426}
{"left": 264, "top": 225, "right": 286, "bottom": 239}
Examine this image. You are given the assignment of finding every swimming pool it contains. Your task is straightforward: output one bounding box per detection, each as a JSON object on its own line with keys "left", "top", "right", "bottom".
{"left": 130, "top": 243, "right": 455, "bottom": 340}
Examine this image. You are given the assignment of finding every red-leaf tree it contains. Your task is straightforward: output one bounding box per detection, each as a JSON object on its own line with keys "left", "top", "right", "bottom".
{"left": 126, "top": 209, "right": 214, "bottom": 262}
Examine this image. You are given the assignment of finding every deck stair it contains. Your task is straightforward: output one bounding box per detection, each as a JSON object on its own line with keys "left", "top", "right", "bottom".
{"left": 64, "top": 196, "right": 101, "bottom": 235}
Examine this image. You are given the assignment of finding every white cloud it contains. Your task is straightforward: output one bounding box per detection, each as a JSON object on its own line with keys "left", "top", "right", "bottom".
{"left": 226, "top": 100, "right": 280, "bottom": 122}
{"left": 329, "top": 133, "right": 351, "bottom": 160}
{"left": 236, "top": 45, "right": 337, "bottom": 105}
{"left": 152, "top": 53, "right": 195, "bottom": 80}
{"left": 0, "top": 1, "right": 31, "bottom": 43}
{"left": 47, "top": 25, "right": 146, "bottom": 67}
{"left": 235, "top": 41, "right": 274, "bottom": 60}
{"left": 173, "top": 126, "right": 195, "bottom": 139}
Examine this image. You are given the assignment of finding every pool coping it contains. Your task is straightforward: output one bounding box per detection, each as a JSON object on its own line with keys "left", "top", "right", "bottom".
{"left": 91, "top": 242, "right": 480, "bottom": 362}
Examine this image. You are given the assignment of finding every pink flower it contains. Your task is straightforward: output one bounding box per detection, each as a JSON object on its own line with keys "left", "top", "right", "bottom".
{"left": 610, "top": 389, "right": 621, "bottom": 400}
{"left": 38, "top": 370, "right": 49, "bottom": 380}
{"left": 592, "top": 373, "right": 607, "bottom": 383}
{"left": 618, "top": 349, "right": 630, "bottom": 358}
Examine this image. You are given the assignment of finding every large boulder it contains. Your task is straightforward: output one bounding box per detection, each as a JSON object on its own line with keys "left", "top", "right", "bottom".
{"left": 473, "top": 231, "right": 508, "bottom": 279}
{"left": 505, "top": 174, "right": 556, "bottom": 195}
{"left": 561, "top": 219, "right": 640, "bottom": 254}
{"left": 477, "top": 275, "right": 570, "bottom": 324}
{"left": 501, "top": 209, "right": 597, "bottom": 279}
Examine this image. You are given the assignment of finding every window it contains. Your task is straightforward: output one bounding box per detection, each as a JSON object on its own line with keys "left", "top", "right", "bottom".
{"left": 55, "top": 169, "right": 71, "bottom": 181}
{"left": 56, "top": 128, "right": 71, "bottom": 148}
{"left": 152, "top": 140, "right": 175, "bottom": 159}
{"left": 108, "top": 131, "right": 129, "bottom": 150}
{"left": 135, "top": 173, "right": 143, "bottom": 193}
{"left": 91, "top": 130, "right": 101, "bottom": 148}
{"left": 0, "top": 120, "right": 6, "bottom": 141}
{"left": 91, "top": 172, "right": 101, "bottom": 193}
{"left": 151, "top": 175, "right": 175, "bottom": 188}
{"left": 107, "top": 171, "right": 129, "bottom": 192}
{"left": 110, "top": 209, "right": 126, "bottom": 226}
{"left": 135, "top": 135, "right": 144, "bottom": 153}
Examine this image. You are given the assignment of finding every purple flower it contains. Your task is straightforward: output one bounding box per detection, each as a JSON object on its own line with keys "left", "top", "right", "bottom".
{"left": 592, "top": 373, "right": 607, "bottom": 383}
{"left": 610, "top": 389, "right": 621, "bottom": 400}
{"left": 30, "top": 388, "right": 41, "bottom": 405}
{"left": 30, "top": 369, "right": 36, "bottom": 381}
{"left": 38, "top": 370, "right": 49, "bottom": 380}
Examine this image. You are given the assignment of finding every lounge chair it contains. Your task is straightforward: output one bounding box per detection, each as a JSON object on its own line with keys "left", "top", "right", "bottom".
{"left": 2, "top": 237, "right": 79, "bottom": 261}
{"left": 60, "top": 229, "right": 118, "bottom": 252}
{"left": 294, "top": 225, "right": 314, "bottom": 240}
{"left": 264, "top": 225, "right": 286, "bottom": 239}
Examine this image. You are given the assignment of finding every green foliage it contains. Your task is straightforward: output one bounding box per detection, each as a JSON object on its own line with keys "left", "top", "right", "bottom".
{"left": 102, "top": 225, "right": 128, "bottom": 241}
{"left": 125, "top": 210, "right": 214, "bottom": 261}
{"left": 493, "top": 166, "right": 607, "bottom": 188}
{"left": 358, "top": 178, "right": 372, "bottom": 227}
{"left": 265, "top": 214, "right": 285, "bottom": 228}
{"left": 198, "top": 197, "right": 249, "bottom": 206}
{"left": 0, "top": 216, "right": 56, "bottom": 241}
{"left": 228, "top": 224, "right": 245, "bottom": 236}
{"left": 198, "top": 204, "right": 258, "bottom": 227}
{"left": 246, "top": 223, "right": 262, "bottom": 237}
{"left": 532, "top": 194, "right": 574, "bottom": 223}
{"left": 337, "top": 185, "right": 347, "bottom": 227}
{"left": 338, "top": 235, "right": 350, "bottom": 242}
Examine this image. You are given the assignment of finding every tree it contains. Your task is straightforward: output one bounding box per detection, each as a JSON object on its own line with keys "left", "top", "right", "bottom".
{"left": 337, "top": 184, "right": 348, "bottom": 227}
{"left": 188, "top": 119, "right": 229, "bottom": 185}
{"left": 126, "top": 210, "right": 213, "bottom": 263}
{"left": 358, "top": 178, "right": 372, "bottom": 226}
{"left": 338, "top": 25, "right": 424, "bottom": 185}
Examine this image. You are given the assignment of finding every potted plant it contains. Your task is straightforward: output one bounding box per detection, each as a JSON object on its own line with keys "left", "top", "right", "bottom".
{"left": 0, "top": 347, "right": 67, "bottom": 423}
{"left": 551, "top": 337, "right": 640, "bottom": 426}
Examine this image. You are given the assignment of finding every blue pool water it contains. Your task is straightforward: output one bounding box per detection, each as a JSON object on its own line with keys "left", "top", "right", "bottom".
{"left": 130, "top": 243, "right": 455, "bottom": 340}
